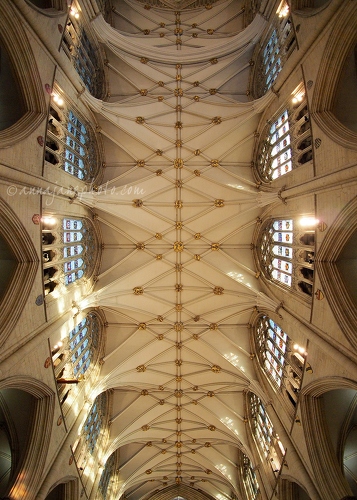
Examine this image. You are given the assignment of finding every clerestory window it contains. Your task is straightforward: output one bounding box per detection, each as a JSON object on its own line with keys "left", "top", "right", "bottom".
{"left": 256, "top": 90, "right": 312, "bottom": 182}
{"left": 83, "top": 393, "right": 107, "bottom": 455}
{"left": 242, "top": 454, "right": 260, "bottom": 499}
{"left": 254, "top": 2, "right": 296, "bottom": 97}
{"left": 61, "top": 2, "right": 105, "bottom": 99}
{"left": 249, "top": 393, "right": 286, "bottom": 474}
{"left": 98, "top": 452, "right": 116, "bottom": 500}
{"left": 42, "top": 216, "right": 98, "bottom": 295}
{"left": 259, "top": 218, "right": 315, "bottom": 297}
{"left": 52, "top": 311, "right": 101, "bottom": 407}
{"left": 255, "top": 315, "right": 302, "bottom": 407}
{"left": 46, "top": 90, "right": 99, "bottom": 181}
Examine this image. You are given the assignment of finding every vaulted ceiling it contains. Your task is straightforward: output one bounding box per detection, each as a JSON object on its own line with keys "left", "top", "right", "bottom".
{"left": 79, "top": 1, "right": 279, "bottom": 498}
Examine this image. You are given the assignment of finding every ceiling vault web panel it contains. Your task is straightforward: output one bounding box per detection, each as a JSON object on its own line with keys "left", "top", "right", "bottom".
{"left": 77, "top": 1, "right": 280, "bottom": 499}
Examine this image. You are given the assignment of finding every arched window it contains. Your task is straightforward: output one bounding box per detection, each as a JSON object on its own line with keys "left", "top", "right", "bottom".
{"left": 255, "top": 316, "right": 303, "bottom": 407}
{"left": 83, "top": 393, "right": 107, "bottom": 455}
{"left": 51, "top": 311, "right": 101, "bottom": 408}
{"left": 46, "top": 89, "right": 100, "bottom": 181}
{"left": 249, "top": 393, "right": 285, "bottom": 474}
{"left": 62, "top": 3, "right": 105, "bottom": 99}
{"left": 72, "top": 393, "right": 108, "bottom": 479}
{"left": 256, "top": 90, "right": 312, "bottom": 181}
{"left": 42, "top": 216, "right": 98, "bottom": 295}
{"left": 98, "top": 452, "right": 116, "bottom": 500}
{"left": 259, "top": 218, "right": 315, "bottom": 297}
{"left": 253, "top": 2, "right": 296, "bottom": 97}
{"left": 241, "top": 454, "right": 260, "bottom": 500}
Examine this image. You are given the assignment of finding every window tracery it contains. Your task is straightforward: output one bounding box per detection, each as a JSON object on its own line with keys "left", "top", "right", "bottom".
{"left": 62, "top": 3, "right": 105, "bottom": 99}
{"left": 256, "top": 316, "right": 302, "bottom": 407}
{"left": 259, "top": 218, "right": 315, "bottom": 297}
{"left": 46, "top": 92, "right": 99, "bottom": 181}
{"left": 256, "top": 93, "right": 312, "bottom": 182}
{"left": 42, "top": 216, "right": 98, "bottom": 295}
{"left": 249, "top": 393, "right": 285, "bottom": 474}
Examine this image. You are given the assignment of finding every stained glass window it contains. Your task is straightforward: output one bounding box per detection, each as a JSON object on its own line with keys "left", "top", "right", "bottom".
{"left": 256, "top": 92, "right": 312, "bottom": 181}
{"left": 250, "top": 394, "right": 273, "bottom": 458}
{"left": 98, "top": 453, "right": 116, "bottom": 499}
{"left": 249, "top": 393, "right": 285, "bottom": 473}
{"left": 257, "top": 109, "right": 292, "bottom": 181}
{"left": 69, "top": 313, "right": 99, "bottom": 377}
{"left": 62, "top": 219, "right": 86, "bottom": 286}
{"left": 256, "top": 316, "right": 288, "bottom": 387}
{"left": 264, "top": 29, "right": 281, "bottom": 92}
{"left": 261, "top": 219, "right": 294, "bottom": 287}
{"left": 83, "top": 392, "right": 107, "bottom": 454}
{"left": 61, "top": 4, "right": 105, "bottom": 99}
{"left": 46, "top": 97, "right": 99, "bottom": 181}
{"left": 255, "top": 9, "right": 296, "bottom": 98}
{"left": 259, "top": 218, "right": 315, "bottom": 297}
{"left": 42, "top": 216, "right": 98, "bottom": 294}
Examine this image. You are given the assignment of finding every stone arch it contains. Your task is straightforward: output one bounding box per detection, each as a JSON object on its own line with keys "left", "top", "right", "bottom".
{"left": 148, "top": 483, "right": 216, "bottom": 500}
{"left": 291, "top": 0, "right": 332, "bottom": 17}
{"left": 311, "top": 1, "right": 357, "bottom": 150}
{"left": 44, "top": 477, "right": 78, "bottom": 499}
{"left": 24, "top": 0, "right": 67, "bottom": 15}
{"left": 0, "top": 1, "right": 47, "bottom": 148}
{"left": 0, "top": 377, "right": 55, "bottom": 500}
{"left": 0, "top": 198, "right": 39, "bottom": 347}
{"left": 300, "top": 378, "right": 357, "bottom": 500}
{"left": 315, "top": 196, "right": 357, "bottom": 350}
{"left": 279, "top": 478, "right": 311, "bottom": 499}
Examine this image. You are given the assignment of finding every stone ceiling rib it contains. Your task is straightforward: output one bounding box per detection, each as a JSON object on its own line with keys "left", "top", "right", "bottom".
{"left": 92, "top": 13, "right": 266, "bottom": 64}
{"left": 81, "top": 2, "right": 273, "bottom": 498}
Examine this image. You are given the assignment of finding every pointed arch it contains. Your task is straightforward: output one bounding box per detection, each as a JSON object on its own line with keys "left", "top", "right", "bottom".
{"left": 24, "top": 0, "right": 67, "bottom": 16}
{"left": 0, "top": 377, "right": 55, "bottom": 500}
{"left": 315, "top": 196, "right": 357, "bottom": 350}
{"left": 0, "top": 2, "right": 47, "bottom": 148}
{"left": 44, "top": 477, "right": 78, "bottom": 500}
{"left": 311, "top": 1, "right": 357, "bottom": 149}
{"left": 299, "top": 378, "right": 357, "bottom": 500}
{"left": 0, "top": 198, "right": 39, "bottom": 347}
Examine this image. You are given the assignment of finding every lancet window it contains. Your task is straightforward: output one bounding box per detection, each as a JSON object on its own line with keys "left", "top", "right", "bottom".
{"left": 249, "top": 393, "right": 285, "bottom": 474}
{"left": 46, "top": 90, "right": 99, "bottom": 181}
{"left": 255, "top": 2, "right": 296, "bottom": 97}
{"left": 259, "top": 218, "right": 315, "bottom": 297}
{"left": 42, "top": 216, "right": 97, "bottom": 295}
{"left": 256, "top": 92, "right": 312, "bottom": 181}
{"left": 255, "top": 316, "right": 303, "bottom": 407}
{"left": 61, "top": 3, "right": 105, "bottom": 99}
